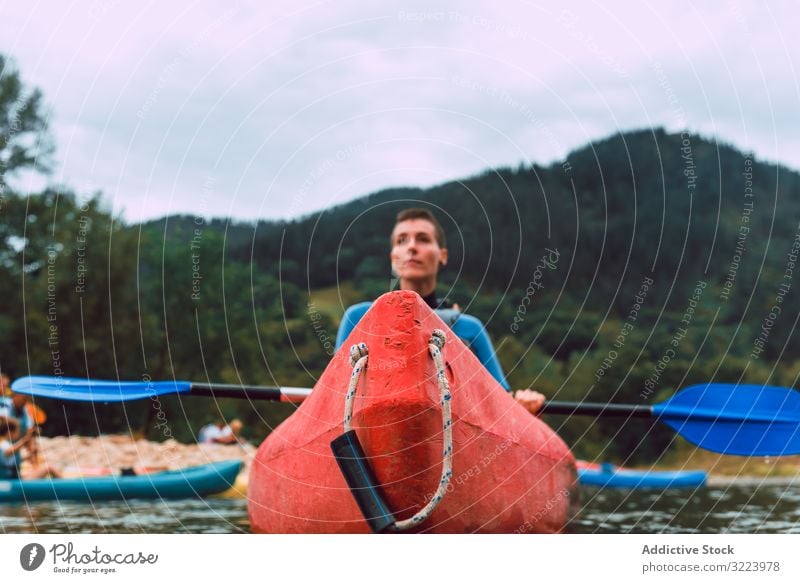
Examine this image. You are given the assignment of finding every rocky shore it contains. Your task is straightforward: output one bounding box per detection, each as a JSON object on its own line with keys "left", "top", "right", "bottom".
{"left": 22, "top": 435, "right": 255, "bottom": 493}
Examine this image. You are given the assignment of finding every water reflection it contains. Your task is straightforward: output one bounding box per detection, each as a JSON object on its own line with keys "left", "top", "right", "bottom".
{"left": 1, "top": 499, "right": 249, "bottom": 534}
{"left": 573, "top": 484, "right": 800, "bottom": 533}
{"left": 2, "top": 484, "right": 799, "bottom": 533}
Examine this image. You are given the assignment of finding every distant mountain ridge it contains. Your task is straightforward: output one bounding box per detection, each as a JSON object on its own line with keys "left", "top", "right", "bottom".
{"left": 138, "top": 127, "right": 800, "bottom": 320}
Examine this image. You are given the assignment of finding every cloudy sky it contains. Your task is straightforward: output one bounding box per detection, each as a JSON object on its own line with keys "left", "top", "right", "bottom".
{"left": 1, "top": 0, "right": 797, "bottom": 222}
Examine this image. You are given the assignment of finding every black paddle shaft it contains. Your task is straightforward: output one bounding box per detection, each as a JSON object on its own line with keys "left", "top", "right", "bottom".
{"left": 189, "top": 383, "right": 284, "bottom": 400}
{"left": 541, "top": 401, "right": 654, "bottom": 418}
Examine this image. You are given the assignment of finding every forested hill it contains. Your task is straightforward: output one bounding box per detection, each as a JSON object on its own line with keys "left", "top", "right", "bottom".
{"left": 5, "top": 127, "right": 800, "bottom": 462}
{"left": 149, "top": 127, "right": 800, "bottom": 329}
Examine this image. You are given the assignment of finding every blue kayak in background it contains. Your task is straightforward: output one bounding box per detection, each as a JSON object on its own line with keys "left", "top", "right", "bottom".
{"left": 577, "top": 461, "right": 707, "bottom": 489}
{"left": 0, "top": 459, "right": 242, "bottom": 503}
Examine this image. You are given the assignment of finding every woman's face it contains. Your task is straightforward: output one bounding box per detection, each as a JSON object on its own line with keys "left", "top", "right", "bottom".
{"left": 390, "top": 218, "right": 448, "bottom": 284}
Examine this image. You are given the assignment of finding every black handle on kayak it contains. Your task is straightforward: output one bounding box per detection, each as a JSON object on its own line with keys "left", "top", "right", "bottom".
{"left": 330, "top": 430, "right": 396, "bottom": 533}
{"left": 541, "top": 401, "right": 654, "bottom": 418}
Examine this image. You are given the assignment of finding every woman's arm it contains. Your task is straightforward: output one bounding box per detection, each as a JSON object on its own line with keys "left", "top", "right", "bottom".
{"left": 2, "top": 431, "right": 34, "bottom": 456}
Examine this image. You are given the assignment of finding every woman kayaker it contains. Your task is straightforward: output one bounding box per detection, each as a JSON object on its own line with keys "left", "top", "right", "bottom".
{"left": 389, "top": 208, "right": 545, "bottom": 415}
{"left": 0, "top": 415, "right": 60, "bottom": 479}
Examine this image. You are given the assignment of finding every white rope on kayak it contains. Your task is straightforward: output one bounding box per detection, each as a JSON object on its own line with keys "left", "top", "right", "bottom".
{"left": 344, "top": 330, "right": 454, "bottom": 531}
{"left": 343, "top": 342, "right": 369, "bottom": 431}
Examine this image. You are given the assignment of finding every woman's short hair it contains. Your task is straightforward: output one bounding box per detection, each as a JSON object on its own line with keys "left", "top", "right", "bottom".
{"left": 392, "top": 208, "right": 446, "bottom": 248}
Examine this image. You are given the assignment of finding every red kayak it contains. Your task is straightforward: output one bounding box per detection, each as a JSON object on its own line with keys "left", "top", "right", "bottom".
{"left": 249, "top": 291, "right": 577, "bottom": 533}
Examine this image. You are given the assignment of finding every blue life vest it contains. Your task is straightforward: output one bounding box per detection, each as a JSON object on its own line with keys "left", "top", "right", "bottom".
{"left": 0, "top": 397, "right": 32, "bottom": 476}
{"left": 334, "top": 302, "right": 510, "bottom": 390}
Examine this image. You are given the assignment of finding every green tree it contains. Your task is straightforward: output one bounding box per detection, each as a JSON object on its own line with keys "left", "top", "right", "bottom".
{"left": 0, "top": 54, "right": 54, "bottom": 195}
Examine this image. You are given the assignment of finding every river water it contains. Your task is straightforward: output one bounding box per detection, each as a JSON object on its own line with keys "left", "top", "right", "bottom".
{"left": 3, "top": 481, "right": 800, "bottom": 533}
{"left": 571, "top": 480, "right": 800, "bottom": 533}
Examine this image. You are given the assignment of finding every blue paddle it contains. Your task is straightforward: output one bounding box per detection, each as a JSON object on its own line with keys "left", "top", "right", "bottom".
{"left": 12, "top": 377, "right": 800, "bottom": 456}
{"left": 541, "top": 384, "right": 800, "bottom": 457}
{"left": 11, "top": 376, "right": 311, "bottom": 403}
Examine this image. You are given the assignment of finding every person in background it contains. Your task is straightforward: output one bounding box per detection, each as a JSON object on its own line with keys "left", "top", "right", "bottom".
{"left": 0, "top": 376, "right": 45, "bottom": 467}
{"left": 0, "top": 415, "right": 60, "bottom": 479}
{"left": 198, "top": 418, "right": 244, "bottom": 445}
{"left": 0, "top": 373, "right": 12, "bottom": 406}
{"left": 389, "top": 208, "right": 546, "bottom": 415}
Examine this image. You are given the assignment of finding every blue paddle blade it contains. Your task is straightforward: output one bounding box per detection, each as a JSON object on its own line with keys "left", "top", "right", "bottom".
{"left": 653, "top": 383, "right": 800, "bottom": 456}
{"left": 11, "top": 376, "right": 192, "bottom": 402}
